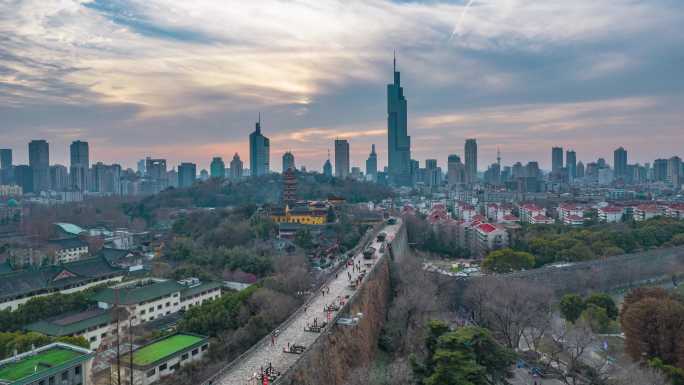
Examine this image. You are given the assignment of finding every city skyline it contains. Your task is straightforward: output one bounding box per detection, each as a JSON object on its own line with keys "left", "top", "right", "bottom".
{"left": 2, "top": 1, "right": 684, "bottom": 171}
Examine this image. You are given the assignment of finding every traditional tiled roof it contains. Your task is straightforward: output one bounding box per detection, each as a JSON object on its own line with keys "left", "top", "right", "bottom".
{"left": 92, "top": 279, "right": 183, "bottom": 305}
{"left": 0, "top": 257, "right": 123, "bottom": 302}
{"left": 502, "top": 214, "right": 519, "bottom": 221}
{"left": 98, "top": 248, "right": 133, "bottom": 264}
{"left": 565, "top": 215, "right": 585, "bottom": 222}
{"left": 48, "top": 237, "right": 87, "bottom": 250}
{"left": 179, "top": 281, "right": 222, "bottom": 300}
{"left": 25, "top": 308, "right": 113, "bottom": 337}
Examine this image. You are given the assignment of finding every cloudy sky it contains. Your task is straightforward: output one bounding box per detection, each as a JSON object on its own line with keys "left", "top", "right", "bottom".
{"left": 1, "top": 0, "right": 683, "bottom": 172}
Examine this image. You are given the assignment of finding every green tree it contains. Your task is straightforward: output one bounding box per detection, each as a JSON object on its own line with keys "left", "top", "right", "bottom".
{"left": 294, "top": 229, "right": 314, "bottom": 250}
{"left": 415, "top": 324, "right": 515, "bottom": 385}
{"left": 582, "top": 304, "right": 612, "bottom": 333}
{"left": 560, "top": 294, "right": 586, "bottom": 323}
{"left": 585, "top": 293, "right": 618, "bottom": 320}
{"left": 482, "top": 248, "right": 535, "bottom": 273}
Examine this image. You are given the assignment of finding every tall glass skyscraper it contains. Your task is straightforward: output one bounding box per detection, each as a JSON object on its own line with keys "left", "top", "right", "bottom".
{"left": 365, "top": 144, "right": 378, "bottom": 182}
{"left": 465, "top": 138, "right": 478, "bottom": 184}
{"left": 70, "top": 140, "right": 89, "bottom": 191}
{"left": 387, "top": 53, "right": 411, "bottom": 186}
{"left": 249, "top": 115, "right": 270, "bottom": 177}
{"left": 334, "top": 139, "right": 350, "bottom": 178}
{"left": 29, "top": 139, "right": 50, "bottom": 192}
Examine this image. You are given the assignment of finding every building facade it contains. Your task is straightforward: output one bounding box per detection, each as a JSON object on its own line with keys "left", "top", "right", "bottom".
{"left": 334, "top": 139, "right": 349, "bottom": 179}
{"left": 249, "top": 116, "right": 270, "bottom": 177}
{"left": 465, "top": 139, "right": 478, "bottom": 184}
{"left": 387, "top": 55, "right": 412, "bottom": 186}
{"left": 29, "top": 140, "right": 50, "bottom": 192}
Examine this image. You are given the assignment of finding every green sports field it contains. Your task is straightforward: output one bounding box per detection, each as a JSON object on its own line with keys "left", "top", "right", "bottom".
{"left": 0, "top": 348, "right": 81, "bottom": 382}
{"left": 132, "top": 334, "right": 203, "bottom": 366}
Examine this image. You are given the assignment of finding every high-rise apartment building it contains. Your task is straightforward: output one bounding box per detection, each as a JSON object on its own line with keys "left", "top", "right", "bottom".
{"left": 387, "top": 54, "right": 411, "bottom": 186}
{"left": 178, "top": 162, "right": 197, "bottom": 188}
{"left": 577, "top": 161, "right": 585, "bottom": 178}
{"left": 230, "top": 153, "right": 243, "bottom": 179}
{"left": 282, "top": 151, "right": 295, "bottom": 172}
{"left": 49, "top": 165, "right": 69, "bottom": 191}
{"left": 70, "top": 140, "right": 89, "bottom": 191}
{"left": 653, "top": 158, "right": 669, "bottom": 181}
{"left": 447, "top": 154, "right": 466, "bottom": 186}
{"left": 92, "top": 162, "right": 121, "bottom": 194}
{"left": 14, "top": 165, "right": 33, "bottom": 194}
{"left": 0, "top": 149, "right": 12, "bottom": 184}
{"left": 551, "top": 147, "right": 563, "bottom": 174}
{"left": 566, "top": 150, "right": 577, "bottom": 180}
{"left": 323, "top": 158, "right": 332, "bottom": 178}
{"left": 464, "top": 139, "right": 478, "bottom": 184}
{"left": 334, "top": 139, "right": 350, "bottom": 179}
{"left": 210, "top": 157, "right": 225, "bottom": 178}
{"left": 249, "top": 115, "right": 270, "bottom": 177}
{"left": 668, "top": 156, "right": 682, "bottom": 189}
{"left": 365, "top": 144, "right": 378, "bottom": 182}
{"left": 614, "top": 147, "right": 628, "bottom": 180}
{"left": 28, "top": 140, "right": 50, "bottom": 192}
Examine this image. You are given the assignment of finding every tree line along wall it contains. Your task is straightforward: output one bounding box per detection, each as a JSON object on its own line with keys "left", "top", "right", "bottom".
{"left": 443, "top": 245, "right": 684, "bottom": 303}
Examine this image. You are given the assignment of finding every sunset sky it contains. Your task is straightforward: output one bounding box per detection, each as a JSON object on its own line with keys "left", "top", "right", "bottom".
{"left": 1, "top": 0, "right": 683, "bottom": 172}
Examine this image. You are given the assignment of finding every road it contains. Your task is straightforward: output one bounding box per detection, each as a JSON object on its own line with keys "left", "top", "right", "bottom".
{"left": 211, "top": 220, "right": 402, "bottom": 385}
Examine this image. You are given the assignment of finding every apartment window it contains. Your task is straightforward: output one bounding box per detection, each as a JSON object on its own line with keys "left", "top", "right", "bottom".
{"left": 75, "top": 366, "right": 81, "bottom": 375}
{"left": 159, "top": 363, "right": 167, "bottom": 371}
{"left": 48, "top": 376, "right": 55, "bottom": 385}
{"left": 170, "top": 363, "right": 180, "bottom": 371}
{"left": 157, "top": 305, "right": 162, "bottom": 310}
{"left": 192, "top": 349, "right": 198, "bottom": 356}
{"left": 181, "top": 353, "right": 189, "bottom": 360}
{"left": 61, "top": 371, "right": 69, "bottom": 380}
{"left": 201, "top": 344, "right": 208, "bottom": 351}
{"left": 165, "top": 302, "right": 170, "bottom": 307}
{"left": 101, "top": 333, "right": 107, "bottom": 338}
{"left": 148, "top": 307, "right": 154, "bottom": 313}
{"left": 147, "top": 369, "right": 156, "bottom": 378}
{"left": 90, "top": 336, "right": 97, "bottom": 342}
{"left": 141, "top": 309, "right": 146, "bottom": 315}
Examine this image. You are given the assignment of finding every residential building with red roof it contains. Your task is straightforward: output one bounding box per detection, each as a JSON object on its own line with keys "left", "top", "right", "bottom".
{"left": 530, "top": 214, "right": 555, "bottom": 225}
{"left": 633, "top": 204, "right": 661, "bottom": 221}
{"left": 519, "top": 203, "right": 546, "bottom": 224}
{"left": 598, "top": 206, "right": 623, "bottom": 222}
{"left": 472, "top": 223, "right": 509, "bottom": 258}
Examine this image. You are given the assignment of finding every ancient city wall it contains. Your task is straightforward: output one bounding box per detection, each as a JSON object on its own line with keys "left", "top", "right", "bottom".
{"left": 276, "top": 224, "right": 408, "bottom": 385}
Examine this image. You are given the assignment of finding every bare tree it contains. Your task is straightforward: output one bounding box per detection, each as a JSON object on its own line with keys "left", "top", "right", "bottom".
{"left": 612, "top": 363, "right": 668, "bottom": 385}
{"left": 463, "top": 276, "right": 554, "bottom": 350}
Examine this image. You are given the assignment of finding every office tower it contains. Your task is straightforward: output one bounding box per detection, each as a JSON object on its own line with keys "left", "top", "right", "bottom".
{"left": 668, "top": 156, "right": 682, "bottom": 188}
{"left": 654, "top": 159, "right": 668, "bottom": 182}
{"left": 597, "top": 158, "right": 607, "bottom": 169}
{"left": 69, "top": 140, "right": 89, "bottom": 191}
{"left": 49, "top": 165, "right": 69, "bottom": 191}
{"left": 577, "top": 161, "right": 585, "bottom": 179}
{"left": 425, "top": 159, "right": 440, "bottom": 186}
{"left": 334, "top": 139, "right": 350, "bottom": 178}
{"left": 230, "top": 153, "right": 243, "bottom": 179}
{"left": 178, "top": 163, "right": 197, "bottom": 188}
{"left": 249, "top": 114, "right": 270, "bottom": 177}
{"left": 146, "top": 158, "right": 167, "bottom": 180}
{"left": 485, "top": 163, "right": 501, "bottom": 185}
{"left": 282, "top": 151, "right": 295, "bottom": 172}
{"left": 512, "top": 162, "right": 524, "bottom": 179}
{"left": 464, "top": 139, "right": 478, "bottom": 184}
{"left": 28, "top": 140, "right": 50, "bottom": 192}
{"left": 0, "top": 149, "right": 12, "bottom": 184}
{"left": 525, "top": 162, "right": 541, "bottom": 179}
{"left": 365, "top": 144, "right": 378, "bottom": 182}
{"left": 387, "top": 53, "right": 412, "bottom": 186}
{"left": 614, "top": 147, "right": 627, "bottom": 179}
{"left": 446, "top": 154, "right": 465, "bottom": 186}
{"left": 199, "top": 169, "right": 209, "bottom": 181}
{"left": 566, "top": 150, "right": 577, "bottom": 180}
{"left": 323, "top": 158, "right": 332, "bottom": 178}
{"left": 137, "top": 159, "right": 146, "bottom": 175}
{"left": 351, "top": 167, "right": 362, "bottom": 180}
{"left": 92, "top": 163, "right": 122, "bottom": 194}
{"left": 210, "top": 157, "right": 225, "bottom": 178}
{"left": 14, "top": 165, "right": 33, "bottom": 194}
{"left": 551, "top": 147, "right": 563, "bottom": 174}
{"left": 598, "top": 168, "right": 614, "bottom": 185}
